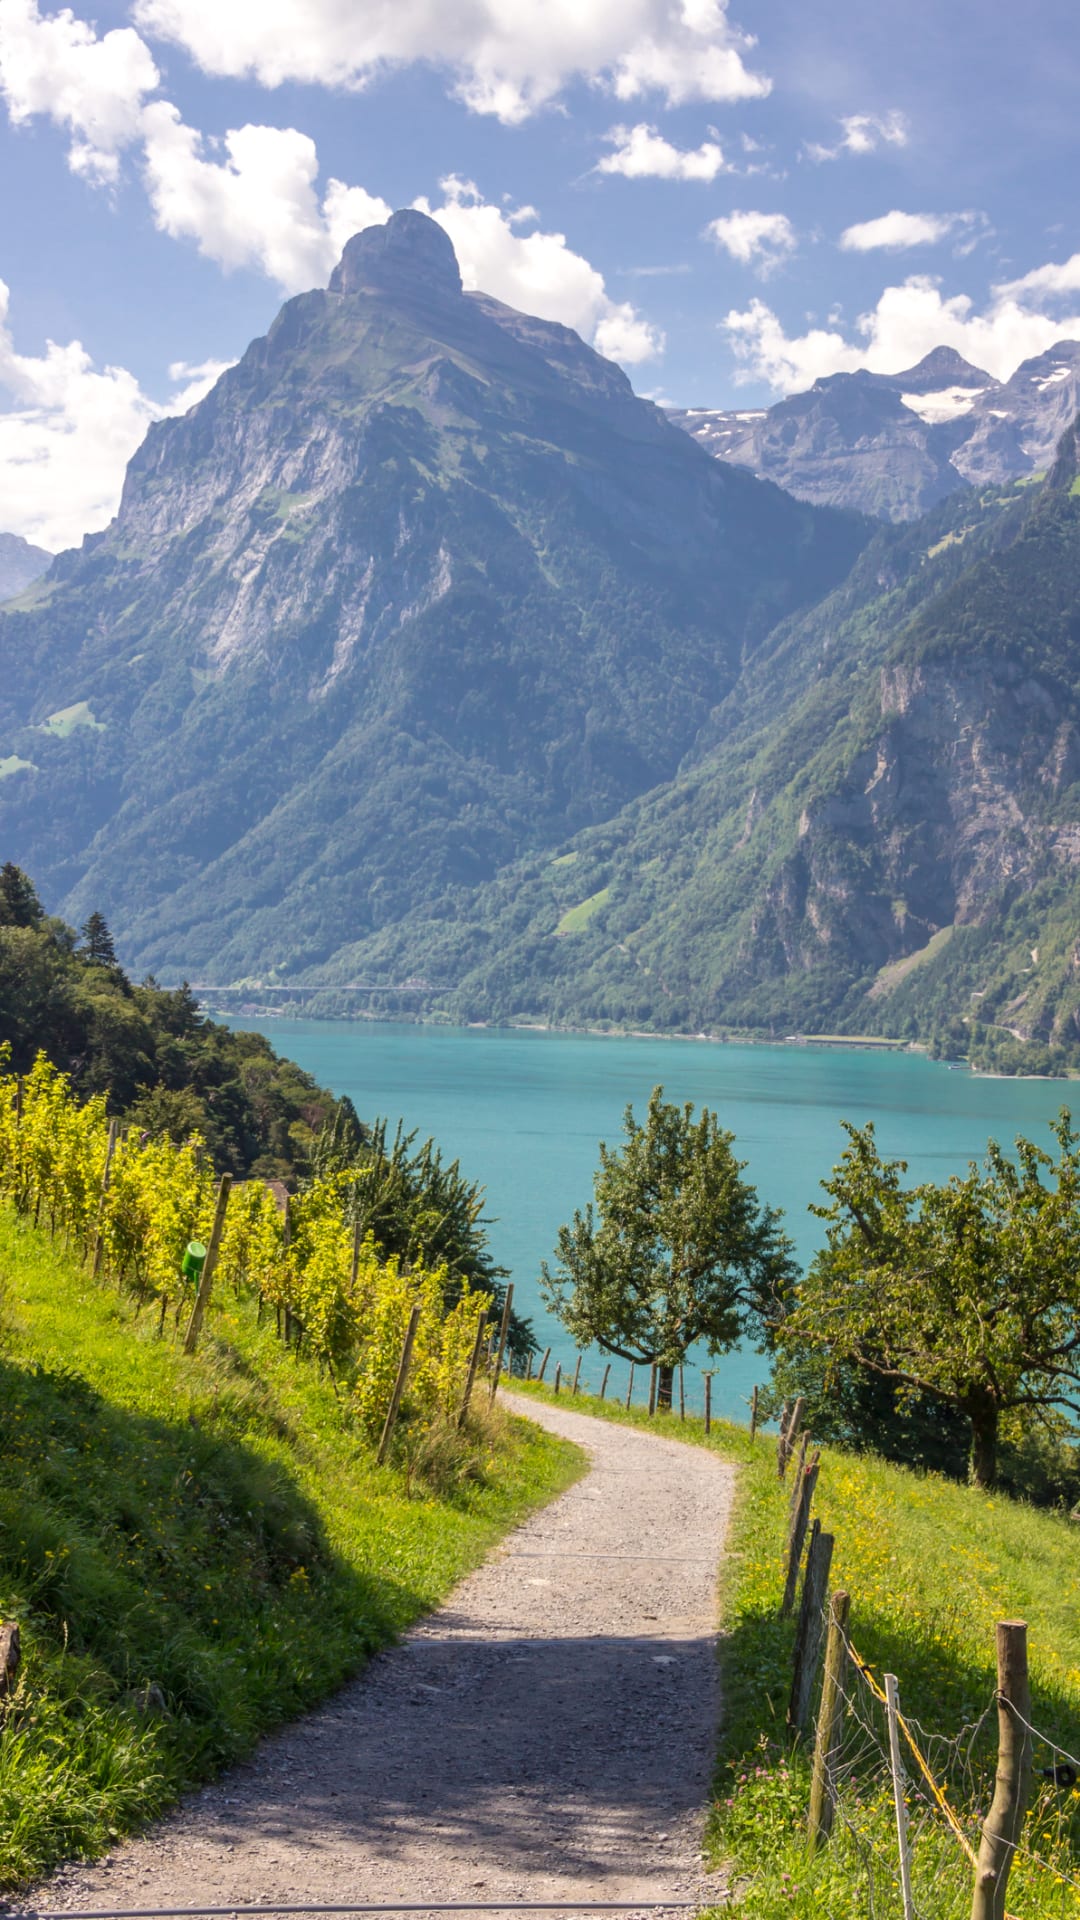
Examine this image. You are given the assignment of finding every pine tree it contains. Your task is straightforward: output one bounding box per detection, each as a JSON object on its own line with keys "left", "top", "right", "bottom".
{"left": 0, "top": 862, "right": 44, "bottom": 928}
{"left": 80, "top": 910, "right": 118, "bottom": 968}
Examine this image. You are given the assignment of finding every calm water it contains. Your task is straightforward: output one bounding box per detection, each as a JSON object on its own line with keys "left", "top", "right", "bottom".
{"left": 230, "top": 1020, "right": 1074, "bottom": 1420}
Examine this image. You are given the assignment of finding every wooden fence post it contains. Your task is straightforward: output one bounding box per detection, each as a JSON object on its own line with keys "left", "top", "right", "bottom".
{"left": 885, "top": 1673, "right": 916, "bottom": 1920}
{"left": 182, "top": 1175, "right": 231, "bottom": 1355}
{"left": 648, "top": 1364, "right": 658, "bottom": 1416}
{"left": 0, "top": 1622, "right": 20, "bottom": 1699}
{"left": 704, "top": 1373, "right": 713, "bottom": 1436}
{"left": 778, "top": 1396, "right": 806, "bottom": 1479}
{"left": 787, "top": 1523, "right": 834, "bottom": 1734}
{"left": 457, "top": 1310, "right": 487, "bottom": 1430}
{"left": 971, "top": 1620, "right": 1032, "bottom": 1920}
{"left": 571, "top": 1352, "right": 582, "bottom": 1396}
{"left": 488, "top": 1284, "right": 514, "bottom": 1402}
{"left": 90, "top": 1117, "right": 120, "bottom": 1278}
{"left": 679, "top": 1365, "right": 685, "bottom": 1421}
{"left": 787, "top": 1430, "right": 810, "bottom": 1522}
{"left": 377, "top": 1303, "right": 422, "bottom": 1465}
{"left": 781, "top": 1453, "right": 820, "bottom": 1618}
{"left": 553, "top": 1362, "right": 562, "bottom": 1394}
{"left": 537, "top": 1346, "right": 550, "bottom": 1382}
{"left": 599, "top": 1362, "right": 611, "bottom": 1400}
{"left": 749, "top": 1384, "right": 759, "bottom": 1443}
{"left": 808, "top": 1588, "right": 850, "bottom": 1849}
{"left": 625, "top": 1362, "right": 635, "bottom": 1409}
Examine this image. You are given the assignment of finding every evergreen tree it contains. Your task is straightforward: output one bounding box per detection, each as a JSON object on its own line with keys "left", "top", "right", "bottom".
{"left": 0, "top": 862, "right": 44, "bottom": 928}
{"left": 79, "top": 910, "right": 118, "bottom": 968}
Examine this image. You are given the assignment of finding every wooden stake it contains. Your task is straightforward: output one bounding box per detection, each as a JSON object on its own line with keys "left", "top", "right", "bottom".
{"left": 971, "top": 1621, "right": 1031, "bottom": 1920}
{"left": 679, "top": 1365, "right": 685, "bottom": 1421}
{"left": 781, "top": 1454, "right": 820, "bottom": 1618}
{"left": 553, "top": 1362, "right": 562, "bottom": 1395}
{"left": 0, "top": 1622, "right": 20, "bottom": 1699}
{"left": 90, "top": 1117, "right": 120, "bottom": 1278}
{"left": 182, "top": 1175, "right": 231, "bottom": 1355}
{"left": 377, "top": 1303, "right": 422, "bottom": 1465}
{"left": 704, "top": 1373, "right": 713, "bottom": 1436}
{"left": 457, "top": 1310, "right": 487, "bottom": 1430}
{"left": 885, "top": 1673, "right": 915, "bottom": 1920}
{"left": 808, "top": 1588, "right": 850, "bottom": 1849}
{"left": 599, "top": 1362, "right": 611, "bottom": 1400}
{"left": 625, "top": 1362, "right": 635, "bottom": 1409}
{"left": 571, "top": 1352, "right": 582, "bottom": 1396}
{"left": 749, "top": 1384, "right": 759, "bottom": 1443}
{"left": 787, "top": 1430, "right": 811, "bottom": 1524}
{"left": 488, "top": 1284, "right": 514, "bottom": 1402}
{"left": 648, "top": 1364, "right": 657, "bottom": 1416}
{"left": 526, "top": 1351, "right": 534, "bottom": 1381}
{"left": 537, "top": 1346, "right": 551, "bottom": 1382}
{"left": 787, "top": 1522, "right": 834, "bottom": 1734}
{"left": 778, "top": 1395, "right": 806, "bottom": 1479}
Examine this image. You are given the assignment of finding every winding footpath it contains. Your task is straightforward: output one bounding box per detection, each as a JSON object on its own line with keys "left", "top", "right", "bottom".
{"left": 28, "top": 1398, "right": 736, "bottom": 1919}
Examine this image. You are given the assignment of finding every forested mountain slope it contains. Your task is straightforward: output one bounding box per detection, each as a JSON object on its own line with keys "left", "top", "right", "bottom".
{"left": 315, "top": 434, "right": 1080, "bottom": 1066}
{"left": 0, "top": 210, "right": 864, "bottom": 983}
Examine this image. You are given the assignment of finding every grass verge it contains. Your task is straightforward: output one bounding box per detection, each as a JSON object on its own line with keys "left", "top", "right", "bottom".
{"left": 508, "top": 1376, "right": 1080, "bottom": 1917}
{"left": 0, "top": 1209, "right": 584, "bottom": 1888}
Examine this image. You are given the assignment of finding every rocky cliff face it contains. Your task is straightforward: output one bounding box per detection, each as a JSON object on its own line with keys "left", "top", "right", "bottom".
{"left": 0, "top": 532, "right": 52, "bottom": 603}
{"left": 670, "top": 342, "right": 1080, "bottom": 521}
{"left": 0, "top": 209, "right": 865, "bottom": 982}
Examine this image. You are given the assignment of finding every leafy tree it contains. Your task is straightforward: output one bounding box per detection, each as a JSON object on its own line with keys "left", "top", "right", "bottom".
{"left": 79, "top": 910, "right": 118, "bottom": 969}
{"left": 780, "top": 1114, "right": 1080, "bottom": 1488}
{"left": 541, "top": 1086, "right": 797, "bottom": 1408}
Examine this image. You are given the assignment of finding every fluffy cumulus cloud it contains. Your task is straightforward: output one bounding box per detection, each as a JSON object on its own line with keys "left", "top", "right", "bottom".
{"left": 140, "top": 103, "right": 391, "bottom": 292}
{"left": 706, "top": 209, "right": 796, "bottom": 273}
{"left": 804, "top": 110, "right": 908, "bottom": 164}
{"left": 597, "top": 122, "right": 726, "bottom": 181}
{"left": 724, "top": 269, "right": 1080, "bottom": 393}
{"left": 839, "top": 209, "right": 979, "bottom": 253}
{"left": 0, "top": 0, "right": 159, "bottom": 182}
{"left": 0, "top": 279, "right": 229, "bottom": 549}
{"left": 130, "top": 0, "right": 770, "bottom": 121}
{"left": 420, "top": 179, "right": 664, "bottom": 363}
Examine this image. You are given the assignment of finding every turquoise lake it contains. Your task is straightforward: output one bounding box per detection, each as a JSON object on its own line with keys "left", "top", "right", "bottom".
{"left": 231, "top": 1020, "right": 1075, "bottom": 1421}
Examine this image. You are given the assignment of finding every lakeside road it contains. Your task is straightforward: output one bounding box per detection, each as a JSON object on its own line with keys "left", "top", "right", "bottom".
{"left": 22, "top": 1397, "right": 735, "bottom": 1920}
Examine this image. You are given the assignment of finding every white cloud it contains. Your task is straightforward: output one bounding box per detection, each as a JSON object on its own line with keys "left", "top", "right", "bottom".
{"left": 805, "top": 109, "right": 909, "bottom": 164}
{"left": 140, "top": 102, "right": 392, "bottom": 292}
{"left": 997, "top": 253, "right": 1080, "bottom": 303}
{"left": 0, "top": 0, "right": 159, "bottom": 182}
{"left": 420, "top": 179, "right": 664, "bottom": 364}
{"left": 706, "top": 209, "right": 796, "bottom": 273}
{"left": 0, "top": 279, "right": 228, "bottom": 550}
{"left": 131, "top": 0, "right": 770, "bottom": 123}
{"left": 597, "top": 122, "right": 726, "bottom": 181}
{"left": 839, "top": 209, "right": 973, "bottom": 253}
{"left": 724, "top": 272, "right": 1080, "bottom": 394}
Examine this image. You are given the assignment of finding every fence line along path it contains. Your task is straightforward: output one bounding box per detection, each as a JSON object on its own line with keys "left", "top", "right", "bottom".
{"left": 23, "top": 1396, "right": 736, "bottom": 1920}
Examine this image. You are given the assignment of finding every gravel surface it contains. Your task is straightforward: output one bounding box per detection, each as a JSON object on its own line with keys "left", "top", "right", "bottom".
{"left": 22, "top": 1395, "right": 736, "bottom": 1920}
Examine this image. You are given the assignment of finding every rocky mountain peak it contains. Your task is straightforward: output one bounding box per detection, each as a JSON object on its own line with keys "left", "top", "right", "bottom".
{"left": 329, "top": 208, "right": 463, "bottom": 300}
{"left": 895, "top": 346, "right": 991, "bottom": 391}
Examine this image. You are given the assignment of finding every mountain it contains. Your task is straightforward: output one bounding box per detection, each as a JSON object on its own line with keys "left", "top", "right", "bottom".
{"left": 0, "top": 531, "right": 52, "bottom": 602}
{"left": 0, "top": 209, "right": 866, "bottom": 983}
{"left": 668, "top": 341, "right": 1080, "bottom": 522}
{"left": 345, "top": 430, "right": 1080, "bottom": 1067}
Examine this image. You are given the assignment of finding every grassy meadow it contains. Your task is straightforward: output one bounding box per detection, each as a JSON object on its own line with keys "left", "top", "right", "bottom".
{"left": 510, "top": 1376, "right": 1080, "bottom": 1918}
{"left": 0, "top": 1206, "right": 583, "bottom": 1887}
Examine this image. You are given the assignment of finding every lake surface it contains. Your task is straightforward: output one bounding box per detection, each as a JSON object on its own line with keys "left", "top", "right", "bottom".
{"left": 230, "top": 1020, "right": 1074, "bottom": 1421}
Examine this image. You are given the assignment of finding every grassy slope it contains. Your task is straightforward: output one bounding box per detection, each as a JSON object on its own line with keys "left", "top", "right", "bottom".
{"left": 0, "top": 1208, "right": 583, "bottom": 1887}
{"left": 510, "top": 1377, "right": 1080, "bottom": 1918}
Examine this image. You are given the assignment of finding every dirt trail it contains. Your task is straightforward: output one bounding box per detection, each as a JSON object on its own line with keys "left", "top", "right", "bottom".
{"left": 28, "top": 1396, "right": 736, "bottom": 1918}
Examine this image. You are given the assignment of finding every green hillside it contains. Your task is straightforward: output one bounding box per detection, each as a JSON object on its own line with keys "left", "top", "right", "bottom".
{"left": 0, "top": 1205, "right": 580, "bottom": 1887}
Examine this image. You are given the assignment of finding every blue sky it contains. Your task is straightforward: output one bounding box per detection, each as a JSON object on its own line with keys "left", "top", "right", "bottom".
{"left": 2, "top": 0, "right": 1080, "bottom": 548}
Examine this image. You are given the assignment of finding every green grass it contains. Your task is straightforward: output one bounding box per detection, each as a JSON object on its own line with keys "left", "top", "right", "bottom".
{"left": 555, "top": 886, "right": 611, "bottom": 935}
{"left": 33, "top": 702, "right": 105, "bottom": 738}
{"left": 0, "top": 1208, "right": 583, "bottom": 1887}
{"left": 0, "top": 756, "right": 36, "bottom": 780}
{"left": 509, "top": 1376, "right": 1080, "bottom": 1917}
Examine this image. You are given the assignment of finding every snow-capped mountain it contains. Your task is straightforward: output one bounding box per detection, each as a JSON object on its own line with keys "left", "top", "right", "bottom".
{"left": 668, "top": 341, "right": 1080, "bottom": 520}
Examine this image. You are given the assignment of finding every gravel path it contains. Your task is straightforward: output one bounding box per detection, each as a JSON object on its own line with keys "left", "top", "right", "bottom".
{"left": 27, "top": 1396, "right": 736, "bottom": 1919}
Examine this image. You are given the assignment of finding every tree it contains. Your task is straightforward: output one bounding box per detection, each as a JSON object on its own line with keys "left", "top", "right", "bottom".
{"left": 0, "top": 862, "right": 43, "bottom": 929}
{"left": 540, "top": 1086, "right": 798, "bottom": 1408}
{"left": 779, "top": 1114, "right": 1080, "bottom": 1488}
{"left": 79, "top": 910, "right": 118, "bottom": 968}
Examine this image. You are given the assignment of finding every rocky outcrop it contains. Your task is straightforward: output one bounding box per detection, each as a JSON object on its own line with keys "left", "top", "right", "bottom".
{"left": 0, "top": 532, "right": 52, "bottom": 603}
